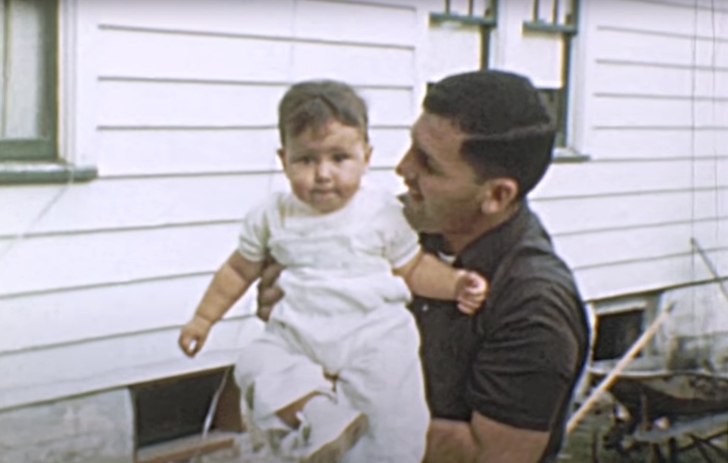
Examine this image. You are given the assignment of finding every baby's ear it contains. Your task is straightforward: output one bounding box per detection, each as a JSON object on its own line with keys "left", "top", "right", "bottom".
{"left": 364, "top": 144, "right": 373, "bottom": 163}
{"left": 277, "top": 148, "right": 287, "bottom": 168}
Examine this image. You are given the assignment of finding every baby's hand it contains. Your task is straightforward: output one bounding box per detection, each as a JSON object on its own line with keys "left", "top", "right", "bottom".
{"left": 178, "top": 315, "right": 213, "bottom": 357}
{"left": 455, "top": 270, "right": 488, "bottom": 315}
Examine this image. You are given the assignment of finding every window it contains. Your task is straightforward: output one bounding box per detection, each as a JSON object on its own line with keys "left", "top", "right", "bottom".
{"left": 428, "top": 0, "right": 588, "bottom": 161}
{"left": 0, "top": 0, "right": 96, "bottom": 184}
{"left": 429, "top": 0, "right": 498, "bottom": 69}
{"left": 132, "top": 368, "right": 244, "bottom": 463}
{"left": 591, "top": 294, "right": 660, "bottom": 360}
{"left": 539, "top": 88, "right": 567, "bottom": 148}
{"left": 522, "top": 0, "right": 583, "bottom": 155}
{"left": 0, "top": 0, "right": 57, "bottom": 162}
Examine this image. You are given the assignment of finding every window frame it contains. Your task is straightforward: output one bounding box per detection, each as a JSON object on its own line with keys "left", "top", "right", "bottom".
{"left": 429, "top": 0, "right": 498, "bottom": 69}
{"left": 0, "top": 0, "right": 97, "bottom": 185}
{"left": 522, "top": 0, "right": 585, "bottom": 159}
{"left": 427, "top": 0, "right": 589, "bottom": 163}
{"left": 0, "top": 0, "right": 59, "bottom": 163}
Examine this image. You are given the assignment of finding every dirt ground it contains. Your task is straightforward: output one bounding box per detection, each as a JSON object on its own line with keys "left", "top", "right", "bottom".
{"left": 187, "top": 403, "right": 728, "bottom": 463}
{"left": 558, "top": 404, "right": 728, "bottom": 463}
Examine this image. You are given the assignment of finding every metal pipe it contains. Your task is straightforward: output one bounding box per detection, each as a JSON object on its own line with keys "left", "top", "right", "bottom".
{"left": 480, "top": 0, "right": 497, "bottom": 68}
{"left": 558, "top": 0, "right": 579, "bottom": 145}
{"left": 691, "top": 237, "right": 728, "bottom": 304}
{"left": 568, "top": 0, "right": 578, "bottom": 25}
{"left": 190, "top": 368, "right": 231, "bottom": 463}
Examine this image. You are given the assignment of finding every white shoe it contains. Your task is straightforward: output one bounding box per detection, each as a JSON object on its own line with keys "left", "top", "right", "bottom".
{"left": 295, "top": 395, "right": 369, "bottom": 463}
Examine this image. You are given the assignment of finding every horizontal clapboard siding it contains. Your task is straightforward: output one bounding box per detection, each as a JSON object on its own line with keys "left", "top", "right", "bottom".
{"left": 598, "top": 0, "right": 728, "bottom": 38}
{"left": 97, "top": 27, "right": 416, "bottom": 86}
{"left": 0, "top": 276, "right": 254, "bottom": 353}
{"left": 0, "top": 318, "right": 266, "bottom": 410}
{"left": 532, "top": 0, "right": 728, "bottom": 299}
{"left": 94, "top": 127, "right": 411, "bottom": 176}
{"left": 94, "top": 0, "right": 418, "bottom": 48}
{"left": 576, "top": 249, "right": 728, "bottom": 299}
{"left": 97, "top": 81, "right": 413, "bottom": 128}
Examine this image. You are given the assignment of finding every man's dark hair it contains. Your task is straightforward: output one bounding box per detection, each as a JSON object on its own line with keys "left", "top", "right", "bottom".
{"left": 424, "top": 70, "right": 556, "bottom": 198}
{"left": 278, "top": 80, "right": 369, "bottom": 144}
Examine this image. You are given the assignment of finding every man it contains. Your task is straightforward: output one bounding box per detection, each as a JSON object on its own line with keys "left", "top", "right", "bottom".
{"left": 257, "top": 70, "right": 590, "bottom": 463}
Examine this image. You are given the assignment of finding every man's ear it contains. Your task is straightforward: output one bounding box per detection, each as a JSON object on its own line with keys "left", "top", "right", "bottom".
{"left": 480, "top": 178, "right": 519, "bottom": 215}
{"left": 277, "top": 148, "right": 287, "bottom": 169}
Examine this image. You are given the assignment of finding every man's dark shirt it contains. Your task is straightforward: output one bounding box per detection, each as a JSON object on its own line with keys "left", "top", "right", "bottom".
{"left": 410, "top": 202, "right": 589, "bottom": 462}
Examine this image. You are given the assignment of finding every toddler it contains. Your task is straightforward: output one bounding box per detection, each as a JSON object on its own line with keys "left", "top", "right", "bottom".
{"left": 178, "top": 80, "right": 487, "bottom": 463}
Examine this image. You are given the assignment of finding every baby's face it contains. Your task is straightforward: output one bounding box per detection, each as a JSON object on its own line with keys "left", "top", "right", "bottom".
{"left": 279, "top": 121, "right": 371, "bottom": 214}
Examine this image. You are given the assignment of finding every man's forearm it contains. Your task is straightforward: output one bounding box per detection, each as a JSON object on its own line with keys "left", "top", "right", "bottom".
{"left": 425, "top": 418, "right": 478, "bottom": 463}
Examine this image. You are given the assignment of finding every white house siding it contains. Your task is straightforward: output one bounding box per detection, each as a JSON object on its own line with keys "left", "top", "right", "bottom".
{"left": 545, "top": 0, "right": 728, "bottom": 299}
{"left": 1, "top": 0, "right": 727, "bottom": 411}
{"left": 0, "top": 0, "right": 423, "bottom": 410}
{"left": 487, "top": 0, "right": 728, "bottom": 300}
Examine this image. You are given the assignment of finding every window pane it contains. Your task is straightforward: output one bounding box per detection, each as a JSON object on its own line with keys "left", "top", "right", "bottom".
{"left": 539, "top": 88, "right": 566, "bottom": 147}
{"left": 1, "top": 0, "right": 50, "bottom": 140}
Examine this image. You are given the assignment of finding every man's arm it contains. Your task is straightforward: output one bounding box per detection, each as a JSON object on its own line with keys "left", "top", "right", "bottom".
{"left": 254, "top": 257, "right": 285, "bottom": 321}
{"left": 425, "top": 413, "right": 549, "bottom": 463}
{"left": 427, "top": 283, "right": 585, "bottom": 463}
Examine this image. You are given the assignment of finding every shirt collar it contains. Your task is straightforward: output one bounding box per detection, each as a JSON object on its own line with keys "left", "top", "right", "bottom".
{"left": 421, "top": 201, "right": 533, "bottom": 280}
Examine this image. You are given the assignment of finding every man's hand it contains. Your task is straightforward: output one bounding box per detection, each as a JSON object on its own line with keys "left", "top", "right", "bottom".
{"left": 455, "top": 270, "right": 488, "bottom": 315}
{"left": 256, "top": 259, "right": 285, "bottom": 321}
{"left": 178, "top": 315, "right": 213, "bottom": 357}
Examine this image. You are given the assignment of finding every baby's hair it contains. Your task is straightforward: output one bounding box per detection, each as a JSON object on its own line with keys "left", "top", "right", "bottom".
{"left": 278, "top": 80, "right": 369, "bottom": 144}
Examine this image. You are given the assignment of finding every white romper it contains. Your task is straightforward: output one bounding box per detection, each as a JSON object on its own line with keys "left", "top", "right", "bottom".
{"left": 233, "top": 185, "right": 429, "bottom": 463}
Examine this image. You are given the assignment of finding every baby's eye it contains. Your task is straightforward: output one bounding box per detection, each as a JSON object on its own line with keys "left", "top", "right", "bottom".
{"left": 296, "top": 156, "right": 313, "bottom": 165}
{"left": 332, "top": 153, "right": 350, "bottom": 163}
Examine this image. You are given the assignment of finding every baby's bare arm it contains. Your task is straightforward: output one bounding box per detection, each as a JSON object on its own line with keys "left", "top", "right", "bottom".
{"left": 178, "top": 251, "right": 263, "bottom": 356}
{"left": 394, "top": 251, "right": 487, "bottom": 314}
{"left": 394, "top": 251, "right": 461, "bottom": 299}
{"left": 196, "top": 251, "right": 262, "bottom": 323}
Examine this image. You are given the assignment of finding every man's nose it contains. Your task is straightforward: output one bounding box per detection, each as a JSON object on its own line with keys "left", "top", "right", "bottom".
{"left": 395, "top": 151, "right": 411, "bottom": 178}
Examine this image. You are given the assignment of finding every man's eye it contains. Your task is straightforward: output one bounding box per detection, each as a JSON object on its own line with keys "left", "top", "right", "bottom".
{"left": 415, "top": 150, "right": 432, "bottom": 172}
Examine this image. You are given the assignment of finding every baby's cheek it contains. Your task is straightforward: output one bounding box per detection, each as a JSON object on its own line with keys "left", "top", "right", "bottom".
{"left": 289, "top": 181, "right": 311, "bottom": 201}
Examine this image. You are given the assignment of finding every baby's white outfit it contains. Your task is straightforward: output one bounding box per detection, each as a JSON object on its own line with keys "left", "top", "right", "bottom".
{"left": 233, "top": 185, "right": 429, "bottom": 463}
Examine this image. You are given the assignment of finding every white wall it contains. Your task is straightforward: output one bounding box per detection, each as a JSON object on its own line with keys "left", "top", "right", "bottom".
{"left": 1, "top": 0, "right": 726, "bottom": 409}
{"left": 535, "top": 0, "right": 728, "bottom": 299}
